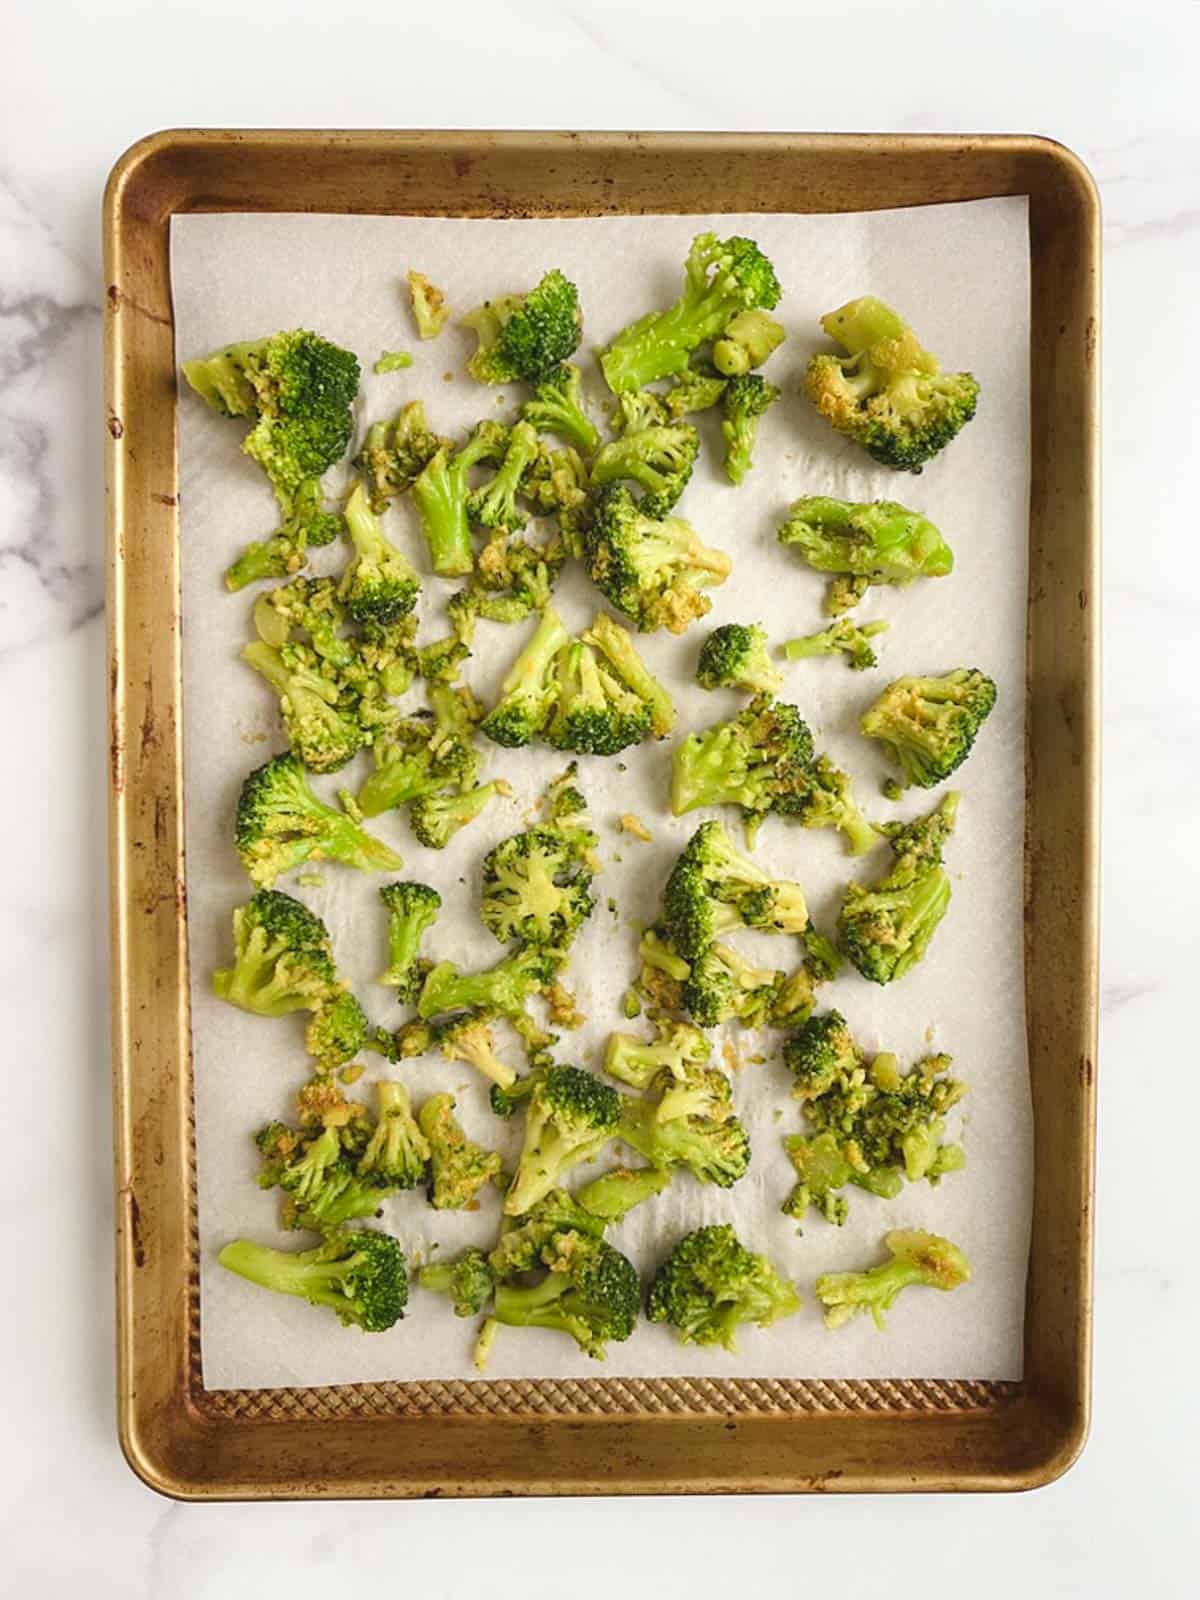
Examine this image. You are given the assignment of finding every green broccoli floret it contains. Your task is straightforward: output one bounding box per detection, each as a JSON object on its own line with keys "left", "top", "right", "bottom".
{"left": 544, "top": 642, "right": 652, "bottom": 757}
{"left": 356, "top": 716, "right": 476, "bottom": 817}
{"left": 663, "top": 819, "right": 808, "bottom": 960}
{"left": 487, "top": 1232, "right": 638, "bottom": 1363}
{"left": 235, "top": 752, "right": 403, "bottom": 887}
{"left": 663, "top": 368, "right": 728, "bottom": 418}
{"left": 695, "top": 622, "right": 782, "bottom": 696}
{"left": 418, "top": 1093, "right": 504, "bottom": 1210}
{"left": 407, "top": 270, "right": 449, "bottom": 339}
{"left": 455, "top": 528, "right": 566, "bottom": 633}
{"left": 480, "top": 605, "right": 571, "bottom": 747}
{"left": 354, "top": 1080, "right": 430, "bottom": 1191}
{"left": 670, "top": 695, "right": 813, "bottom": 827}
{"left": 815, "top": 1229, "right": 971, "bottom": 1329}
{"left": 481, "top": 824, "right": 597, "bottom": 951}
{"left": 838, "top": 792, "right": 959, "bottom": 983}
{"left": 784, "top": 616, "right": 890, "bottom": 671}
{"left": 778, "top": 496, "right": 954, "bottom": 589}
{"left": 212, "top": 889, "right": 337, "bottom": 1015}
{"left": 355, "top": 400, "right": 448, "bottom": 512}
{"left": 241, "top": 640, "right": 367, "bottom": 774}
{"left": 252, "top": 575, "right": 352, "bottom": 667}
{"left": 521, "top": 364, "right": 600, "bottom": 454}
{"left": 463, "top": 270, "right": 582, "bottom": 385}
{"left": 218, "top": 1228, "right": 407, "bottom": 1331}
{"left": 419, "top": 947, "right": 559, "bottom": 1032}
{"left": 805, "top": 296, "right": 979, "bottom": 472}
{"left": 504, "top": 1064, "right": 621, "bottom": 1216}
{"left": 577, "top": 1164, "right": 673, "bottom": 1221}
{"left": 712, "top": 309, "right": 786, "bottom": 377}
{"left": 720, "top": 373, "right": 780, "bottom": 484}
{"left": 255, "top": 1121, "right": 383, "bottom": 1232}
{"left": 376, "top": 880, "right": 441, "bottom": 1001}
{"left": 410, "top": 780, "right": 511, "bottom": 849}
{"left": 304, "top": 989, "right": 380, "bottom": 1070}
{"left": 434, "top": 1013, "right": 521, "bottom": 1091}
{"left": 680, "top": 942, "right": 781, "bottom": 1029}
{"left": 782, "top": 1008, "right": 862, "bottom": 1100}
{"left": 647, "top": 1224, "right": 800, "bottom": 1350}
{"left": 411, "top": 420, "right": 510, "bottom": 577}
{"left": 581, "top": 611, "right": 675, "bottom": 738}
{"left": 338, "top": 482, "right": 420, "bottom": 629}
{"left": 603, "top": 1019, "right": 711, "bottom": 1090}
{"left": 774, "top": 752, "right": 881, "bottom": 856}
{"left": 600, "top": 233, "right": 781, "bottom": 393}
{"left": 861, "top": 670, "right": 997, "bottom": 789}
{"left": 590, "top": 422, "right": 700, "bottom": 517}
{"left": 584, "top": 484, "right": 731, "bottom": 635}
{"left": 488, "top": 1067, "right": 548, "bottom": 1119}
{"left": 619, "top": 1081, "right": 750, "bottom": 1188}
{"left": 182, "top": 330, "right": 360, "bottom": 590}
{"left": 467, "top": 420, "right": 540, "bottom": 533}
{"left": 521, "top": 444, "right": 590, "bottom": 531}
{"left": 418, "top": 1247, "right": 495, "bottom": 1316}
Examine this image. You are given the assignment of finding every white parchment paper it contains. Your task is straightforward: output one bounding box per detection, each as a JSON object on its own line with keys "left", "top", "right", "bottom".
{"left": 173, "top": 202, "right": 1032, "bottom": 1389}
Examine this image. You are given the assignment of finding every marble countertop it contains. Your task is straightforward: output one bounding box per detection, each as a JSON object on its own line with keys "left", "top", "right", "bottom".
{"left": 2, "top": 1, "right": 1195, "bottom": 1594}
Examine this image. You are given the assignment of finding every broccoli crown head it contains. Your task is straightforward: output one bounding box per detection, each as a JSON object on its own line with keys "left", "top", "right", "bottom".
{"left": 480, "top": 606, "right": 572, "bottom": 748}
{"left": 663, "top": 819, "right": 808, "bottom": 960}
{"left": 377, "top": 879, "right": 442, "bottom": 997}
{"left": 212, "top": 888, "right": 337, "bottom": 1016}
{"left": 218, "top": 1227, "right": 408, "bottom": 1332}
{"left": 304, "top": 989, "right": 373, "bottom": 1069}
{"left": 603, "top": 1020, "right": 711, "bottom": 1091}
{"left": 464, "top": 270, "right": 582, "bottom": 384}
{"left": 417, "top": 1093, "right": 504, "bottom": 1211}
{"left": 520, "top": 364, "right": 600, "bottom": 455}
{"left": 680, "top": 942, "right": 782, "bottom": 1029}
{"left": 255, "top": 1121, "right": 383, "bottom": 1232}
{"left": 409, "top": 781, "right": 511, "bottom": 851}
{"left": 589, "top": 422, "right": 700, "bottom": 518}
{"left": 838, "top": 855, "right": 953, "bottom": 986}
{"left": 545, "top": 641, "right": 653, "bottom": 757}
{"left": 355, "top": 400, "right": 449, "bottom": 510}
{"left": 357, "top": 717, "right": 476, "bottom": 818}
{"left": 236, "top": 752, "right": 403, "bottom": 886}
{"left": 481, "top": 824, "right": 597, "bottom": 951}
{"left": 240, "top": 639, "right": 369, "bottom": 775}
{"left": 861, "top": 670, "right": 997, "bottom": 789}
{"left": 647, "top": 1224, "right": 800, "bottom": 1350}
{"left": 492, "top": 1232, "right": 640, "bottom": 1358}
{"left": 778, "top": 495, "right": 954, "bottom": 584}
{"left": 355, "top": 1080, "right": 431, "bottom": 1190}
{"left": 504, "top": 1065, "right": 622, "bottom": 1217}
{"left": 419, "top": 1247, "right": 495, "bottom": 1317}
{"left": 782, "top": 1009, "right": 862, "bottom": 1100}
{"left": 783, "top": 615, "right": 890, "bottom": 672}
{"left": 584, "top": 484, "right": 731, "bottom": 635}
{"left": 695, "top": 622, "right": 782, "bottom": 696}
{"left": 419, "top": 944, "right": 558, "bottom": 1028}
{"left": 620, "top": 1092, "right": 750, "bottom": 1189}
{"left": 815, "top": 1229, "right": 971, "bottom": 1329}
{"left": 772, "top": 752, "right": 880, "bottom": 857}
{"left": 670, "top": 695, "right": 814, "bottom": 823}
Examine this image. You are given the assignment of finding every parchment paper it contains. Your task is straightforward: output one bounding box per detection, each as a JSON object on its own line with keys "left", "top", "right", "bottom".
{"left": 173, "top": 201, "right": 1032, "bottom": 1389}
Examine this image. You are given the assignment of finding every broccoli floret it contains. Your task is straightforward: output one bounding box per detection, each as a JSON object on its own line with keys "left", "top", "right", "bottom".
{"left": 222, "top": 482, "right": 344, "bottom": 594}
{"left": 418, "top": 1093, "right": 504, "bottom": 1210}
{"left": 411, "top": 781, "right": 511, "bottom": 849}
{"left": 603, "top": 1020, "right": 711, "bottom": 1091}
{"left": 590, "top": 422, "right": 700, "bottom": 517}
{"left": 712, "top": 309, "right": 786, "bottom": 377}
{"left": 376, "top": 880, "right": 441, "bottom": 1001}
{"left": 463, "top": 270, "right": 582, "bottom": 384}
{"left": 252, "top": 575, "right": 352, "bottom": 666}
{"left": 241, "top": 639, "right": 367, "bottom": 774}
{"left": 784, "top": 616, "right": 890, "bottom": 671}
{"left": 480, "top": 605, "right": 571, "bottom": 747}
{"left": 805, "top": 296, "right": 979, "bottom": 472}
{"left": 663, "top": 819, "right": 808, "bottom": 960}
{"left": 670, "top": 695, "right": 813, "bottom": 827}
{"left": 584, "top": 484, "right": 731, "bottom": 635}
{"left": 861, "top": 670, "right": 997, "bottom": 789}
{"left": 487, "top": 1188, "right": 605, "bottom": 1273}
{"left": 304, "top": 989, "right": 378, "bottom": 1070}
{"left": 212, "top": 889, "right": 336, "bottom": 1015}
{"left": 695, "top": 622, "right": 782, "bottom": 696}
{"left": 338, "top": 482, "right": 420, "bottom": 629}
{"left": 580, "top": 611, "right": 675, "bottom": 738}
{"left": 218, "top": 1228, "right": 407, "bottom": 1331}
{"left": 600, "top": 233, "right": 781, "bottom": 393}
{"left": 489, "top": 1067, "right": 547, "bottom": 1119}
{"left": 481, "top": 824, "right": 597, "bottom": 951}
{"left": 782, "top": 1009, "right": 862, "bottom": 1100}
{"left": 720, "top": 373, "right": 780, "bottom": 484}
{"left": 407, "top": 270, "right": 449, "bottom": 339}
{"left": 647, "top": 1224, "right": 800, "bottom": 1350}
{"left": 663, "top": 368, "right": 728, "bottom": 418}
{"left": 544, "top": 642, "right": 652, "bottom": 757}
{"left": 356, "top": 716, "right": 477, "bottom": 817}
{"left": 577, "top": 1164, "right": 673, "bottom": 1221}
{"left": 419, "top": 1247, "right": 495, "bottom": 1316}
{"left": 235, "top": 752, "right": 403, "bottom": 887}
{"left": 815, "top": 1229, "right": 971, "bottom": 1329}
{"left": 778, "top": 496, "right": 954, "bottom": 589}
{"left": 420, "top": 947, "right": 559, "bottom": 1031}
{"left": 774, "top": 752, "right": 880, "bottom": 857}
{"left": 467, "top": 420, "right": 540, "bottom": 533}
{"left": 521, "top": 364, "right": 600, "bottom": 454}
{"left": 619, "top": 1084, "right": 750, "bottom": 1188}
{"left": 354, "top": 1080, "right": 430, "bottom": 1190}
{"left": 454, "top": 528, "right": 566, "bottom": 634}
{"left": 521, "top": 443, "right": 590, "bottom": 526}
{"left": 826, "top": 575, "right": 871, "bottom": 617}
{"left": 680, "top": 942, "right": 781, "bottom": 1029}
{"left": 838, "top": 792, "right": 959, "bottom": 983}
{"left": 411, "top": 421, "right": 510, "bottom": 577}
{"left": 433, "top": 1013, "right": 521, "bottom": 1091}
{"left": 504, "top": 1064, "right": 621, "bottom": 1216}
{"left": 355, "top": 400, "right": 448, "bottom": 512}
{"left": 255, "top": 1120, "right": 383, "bottom": 1232}
{"left": 489, "top": 1231, "right": 638, "bottom": 1361}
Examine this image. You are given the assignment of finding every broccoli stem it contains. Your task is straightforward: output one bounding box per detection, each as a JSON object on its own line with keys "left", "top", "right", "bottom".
{"left": 412, "top": 453, "right": 473, "bottom": 577}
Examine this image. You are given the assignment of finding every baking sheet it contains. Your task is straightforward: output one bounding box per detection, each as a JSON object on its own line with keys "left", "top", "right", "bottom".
{"left": 173, "top": 201, "right": 1032, "bottom": 1389}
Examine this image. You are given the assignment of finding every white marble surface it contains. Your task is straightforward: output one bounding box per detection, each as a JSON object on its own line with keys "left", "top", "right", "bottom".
{"left": 1, "top": 0, "right": 1195, "bottom": 1593}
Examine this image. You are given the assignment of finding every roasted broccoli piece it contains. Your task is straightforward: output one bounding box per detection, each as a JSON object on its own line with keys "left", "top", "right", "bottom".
{"left": 577, "top": 1164, "right": 673, "bottom": 1221}
{"left": 356, "top": 715, "right": 477, "bottom": 817}
{"left": 304, "top": 989, "right": 381, "bottom": 1071}
{"left": 488, "top": 1067, "right": 548, "bottom": 1119}
{"left": 418, "top": 1093, "right": 504, "bottom": 1210}
{"left": 815, "top": 1229, "right": 971, "bottom": 1329}
{"left": 712, "top": 309, "right": 786, "bottom": 377}
{"left": 619, "top": 1081, "right": 750, "bottom": 1189}
{"left": 504, "top": 1064, "right": 621, "bottom": 1216}
{"left": 778, "top": 496, "right": 954, "bottom": 589}
{"left": 603, "top": 1019, "right": 711, "bottom": 1091}
{"left": 480, "top": 823, "right": 597, "bottom": 951}
{"left": 480, "top": 605, "right": 571, "bottom": 747}
{"left": 407, "top": 270, "right": 449, "bottom": 339}
{"left": 784, "top": 616, "right": 890, "bottom": 671}
{"left": 355, "top": 400, "right": 448, "bottom": 512}
{"left": 255, "top": 1120, "right": 383, "bottom": 1232}
{"left": 695, "top": 622, "right": 782, "bottom": 696}
{"left": 861, "top": 669, "right": 997, "bottom": 789}
{"left": 218, "top": 1228, "right": 407, "bottom": 1331}
{"left": 663, "top": 819, "right": 808, "bottom": 959}
{"left": 212, "top": 889, "right": 337, "bottom": 1014}
{"left": 235, "top": 752, "right": 403, "bottom": 886}
{"left": 463, "top": 269, "right": 582, "bottom": 385}
{"left": 487, "top": 1189, "right": 605, "bottom": 1273}
{"left": 466, "top": 420, "right": 539, "bottom": 533}
{"left": 434, "top": 1014, "right": 521, "bottom": 1092}
{"left": 377, "top": 881, "right": 441, "bottom": 1000}
{"left": 521, "top": 443, "right": 590, "bottom": 527}
{"left": 663, "top": 368, "right": 728, "bottom": 417}
{"left": 590, "top": 421, "right": 700, "bottom": 517}
{"left": 411, "top": 420, "right": 510, "bottom": 577}
{"left": 580, "top": 611, "right": 675, "bottom": 739}
{"left": 353, "top": 1080, "right": 430, "bottom": 1191}
{"left": 241, "top": 639, "right": 368, "bottom": 773}
{"left": 670, "top": 695, "right": 813, "bottom": 829}
{"left": 600, "top": 233, "right": 781, "bottom": 393}
{"left": 545, "top": 642, "right": 653, "bottom": 756}
{"left": 720, "top": 373, "right": 780, "bottom": 484}
{"left": 490, "top": 1232, "right": 639, "bottom": 1361}
{"left": 782, "top": 1008, "right": 862, "bottom": 1101}
{"left": 251, "top": 575, "right": 352, "bottom": 667}
{"left": 584, "top": 483, "right": 731, "bottom": 635}
{"left": 825, "top": 575, "right": 871, "bottom": 617}
{"left": 681, "top": 942, "right": 781, "bottom": 1029}
{"left": 774, "top": 752, "right": 880, "bottom": 857}
{"left": 521, "top": 364, "right": 600, "bottom": 454}
{"left": 419, "top": 946, "right": 560, "bottom": 1031}
{"left": 374, "top": 350, "right": 413, "bottom": 374}
{"left": 838, "top": 793, "right": 959, "bottom": 983}
{"left": 452, "top": 528, "right": 566, "bottom": 634}
{"left": 419, "top": 1247, "right": 495, "bottom": 1316}
{"left": 805, "top": 296, "right": 979, "bottom": 472}
{"left": 647, "top": 1225, "right": 800, "bottom": 1350}
{"left": 410, "top": 780, "right": 511, "bottom": 849}
{"left": 338, "top": 482, "right": 420, "bottom": 630}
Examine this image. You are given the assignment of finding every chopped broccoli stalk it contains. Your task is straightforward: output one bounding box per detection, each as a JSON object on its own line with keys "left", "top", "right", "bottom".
{"left": 436, "top": 1014, "right": 521, "bottom": 1092}
{"left": 235, "top": 752, "right": 403, "bottom": 886}
{"left": 419, "top": 1247, "right": 495, "bottom": 1316}
{"left": 784, "top": 617, "right": 890, "bottom": 671}
{"left": 467, "top": 420, "right": 539, "bottom": 534}
{"left": 356, "top": 1080, "right": 430, "bottom": 1190}
{"left": 647, "top": 1224, "right": 800, "bottom": 1350}
{"left": 374, "top": 350, "right": 413, "bottom": 374}
{"left": 481, "top": 823, "right": 597, "bottom": 951}
{"left": 212, "top": 889, "right": 337, "bottom": 1015}
{"left": 603, "top": 1020, "right": 711, "bottom": 1090}
{"left": 463, "top": 270, "right": 582, "bottom": 384}
{"left": 521, "top": 364, "right": 600, "bottom": 454}
{"left": 355, "top": 400, "right": 448, "bottom": 511}
{"left": 670, "top": 695, "right": 813, "bottom": 828}
{"left": 639, "top": 926, "right": 692, "bottom": 983}
{"left": 805, "top": 296, "right": 979, "bottom": 472}
{"left": 778, "top": 496, "right": 954, "bottom": 586}
{"left": 241, "top": 639, "right": 367, "bottom": 773}
{"left": 377, "top": 880, "right": 442, "bottom": 1000}
{"left": 411, "top": 420, "right": 510, "bottom": 577}
{"left": 491, "top": 1233, "right": 639, "bottom": 1360}
{"left": 815, "top": 1230, "right": 971, "bottom": 1329}
{"left": 663, "top": 369, "right": 728, "bottom": 417}
{"left": 838, "top": 792, "right": 959, "bottom": 982}
{"left": 775, "top": 752, "right": 880, "bottom": 857}
{"left": 505, "top": 1064, "right": 621, "bottom": 1216}
{"left": 695, "top": 622, "right": 782, "bottom": 696}
{"left": 545, "top": 641, "right": 653, "bottom": 757}
{"left": 419, "top": 947, "right": 559, "bottom": 1031}
{"left": 681, "top": 942, "right": 782, "bottom": 1029}
{"left": 410, "top": 780, "right": 511, "bottom": 849}
{"left": 356, "top": 717, "right": 477, "bottom": 818}
{"left": 590, "top": 422, "right": 700, "bottom": 517}
{"left": 720, "top": 373, "right": 780, "bottom": 484}
{"left": 712, "top": 309, "right": 786, "bottom": 377}
{"left": 581, "top": 611, "right": 675, "bottom": 739}
{"left": 480, "top": 605, "right": 571, "bottom": 747}
{"left": 861, "top": 670, "right": 997, "bottom": 789}
{"left": 584, "top": 484, "right": 731, "bottom": 635}
{"left": 217, "top": 1228, "right": 407, "bottom": 1331}
{"left": 418, "top": 1094, "right": 504, "bottom": 1210}
{"left": 600, "top": 233, "right": 782, "bottom": 393}
{"left": 663, "top": 818, "right": 808, "bottom": 959}
{"left": 577, "top": 1164, "right": 672, "bottom": 1221}
{"left": 407, "top": 270, "right": 449, "bottom": 339}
